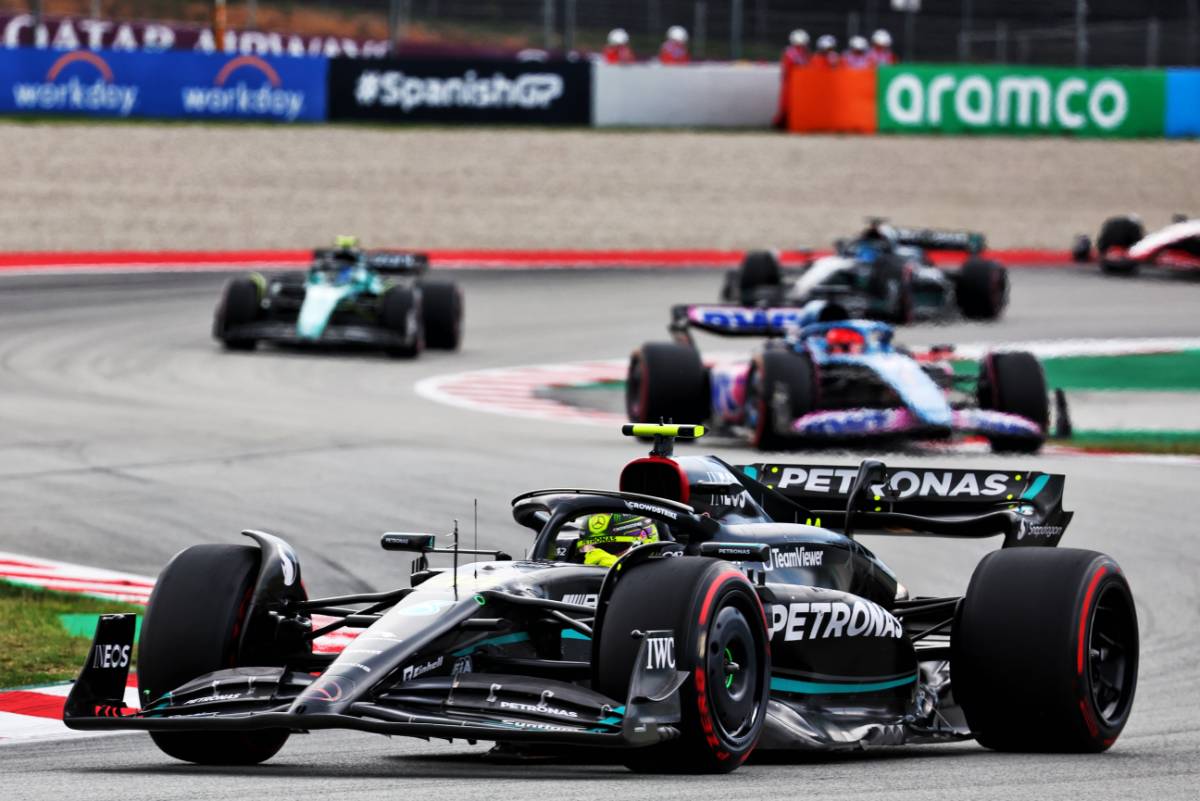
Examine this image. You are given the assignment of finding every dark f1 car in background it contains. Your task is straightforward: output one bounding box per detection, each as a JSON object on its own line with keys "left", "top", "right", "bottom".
{"left": 721, "top": 220, "right": 1008, "bottom": 323}
{"left": 212, "top": 236, "right": 463, "bottom": 357}
{"left": 64, "top": 425, "right": 1138, "bottom": 772}
{"left": 1072, "top": 214, "right": 1200, "bottom": 276}
{"left": 628, "top": 302, "right": 1052, "bottom": 452}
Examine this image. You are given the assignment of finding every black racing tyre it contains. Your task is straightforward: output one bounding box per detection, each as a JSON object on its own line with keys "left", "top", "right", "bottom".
{"left": 952, "top": 548, "right": 1138, "bottom": 752}
{"left": 1071, "top": 234, "right": 1093, "bottom": 263}
{"left": 594, "top": 557, "right": 770, "bottom": 773}
{"left": 1096, "top": 216, "right": 1144, "bottom": 275}
{"left": 214, "top": 276, "right": 261, "bottom": 351}
{"left": 977, "top": 351, "right": 1048, "bottom": 453}
{"left": 420, "top": 280, "right": 463, "bottom": 350}
{"left": 719, "top": 269, "right": 739, "bottom": 302}
{"left": 138, "top": 545, "right": 290, "bottom": 765}
{"left": 956, "top": 258, "right": 1008, "bottom": 320}
{"left": 868, "top": 255, "right": 914, "bottom": 323}
{"left": 626, "top": 342, "right": 710, "bottom": 425}
{"left": 379, "top": 285, "right": 423, "bottom": 358}
{"left": 744, "top": 349, "right": 816, "bottom": 451}
{"left": 737, "top": 251, "right": 783, "bottom": 304}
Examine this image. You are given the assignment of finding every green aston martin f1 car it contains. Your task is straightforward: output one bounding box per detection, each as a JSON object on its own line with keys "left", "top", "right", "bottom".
{"left": 213, "top": 236, "right": 463, "bottom": 358}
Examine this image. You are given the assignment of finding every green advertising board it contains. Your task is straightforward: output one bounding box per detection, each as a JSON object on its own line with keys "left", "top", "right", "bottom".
{"left": 877, "top": 64, "right": 1165, "bottom": 137}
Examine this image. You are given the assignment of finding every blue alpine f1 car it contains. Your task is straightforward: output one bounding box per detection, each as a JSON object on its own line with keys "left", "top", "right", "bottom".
{"left": 213, "top": 236, "right": 463, "bottom": 358}
{"left": 627, "top": 302, "right": 1049, "bottom": 452}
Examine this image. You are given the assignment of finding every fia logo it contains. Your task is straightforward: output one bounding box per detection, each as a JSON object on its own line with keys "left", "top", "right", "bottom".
{"left": 645, "top": 635, "right": 676, "bottom": 670}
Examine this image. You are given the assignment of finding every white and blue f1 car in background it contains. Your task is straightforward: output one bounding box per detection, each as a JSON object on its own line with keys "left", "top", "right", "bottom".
{"left": 627, "top": 302, "right": 1051, "bottom": 452}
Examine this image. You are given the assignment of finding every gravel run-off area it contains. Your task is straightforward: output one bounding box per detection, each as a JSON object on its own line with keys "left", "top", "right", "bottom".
{"left": 1, "top": 121, "right": 1197, "bottom": 252}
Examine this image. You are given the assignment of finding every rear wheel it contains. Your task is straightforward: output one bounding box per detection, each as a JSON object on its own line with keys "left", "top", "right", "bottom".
{"left": 420, "top": 280, "right": 463, "bottom": 350}
{"left": 594, "top": 558, "right": 769, "bottom": 774}
{"left": 744, "top": 349, "right": 816, "bottom": 451}
{"left": 1097, "top": 216, "right": 1144, "bottom": 275}
{"left": 138, "top": 545, "right": 291, "bottom": 765}
{"left": 214, "top": 277, "right": 261, "bottom": 351}
{"left": 626, "top": 342, "right": 710, "bottom": 425}
{"left": 380, "top": 286, "right": 423, "bottom": 358}
{"left": 977, "top": 351, "right": 1048, "bottom": 453}
{"left": 953, "top": 548, "right": 1138, "bottom": 752}
{"left": 736, "top": 251, "right": 783, "bottom": 305}
{"left": 956, "top": 259, "right": 1008, "bottom": 320}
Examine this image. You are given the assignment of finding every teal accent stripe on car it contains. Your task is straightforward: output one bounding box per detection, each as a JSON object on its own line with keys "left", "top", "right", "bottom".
{"left": 770, "top": 673, "right": 917, "bottom": 695}
{"left": 1021, "top": 474, "right": 1050, "bottom": 500}
{"left": 451, "top": 632, "right": 530, "bottom": 657}
{"left": 561, "top": 629, "right": 591, "bottom": 641}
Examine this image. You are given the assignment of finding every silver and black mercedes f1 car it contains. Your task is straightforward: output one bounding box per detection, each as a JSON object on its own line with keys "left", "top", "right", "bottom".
{"left": 212, "top": 236, "right": 463, "bottom": 357}
{"left": 721, "top": 220, "right": 1008, "bottom": 323}
{"left": 64, "top": 426, "right": 1137, "bottom": 773}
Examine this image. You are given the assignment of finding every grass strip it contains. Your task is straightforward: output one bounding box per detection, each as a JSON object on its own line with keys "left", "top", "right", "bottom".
{"left": 1055, "top": 430, "right": 1200, "bottom": 455}
{"left": 0, "top": 581, "right": 141, "bottom": 688}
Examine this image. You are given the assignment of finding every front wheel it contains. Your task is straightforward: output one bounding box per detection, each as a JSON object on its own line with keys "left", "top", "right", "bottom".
{"left": 869, "top": 255, "right": 914, "bottom": 324}
{"left": 594, "top": 558, "right": 770, "bottom": 773}
{"left": 214, "top": 276, "right": 262, "bottom": 351}
{"left": 626, "top": 342, "right": 710, "bottom": 425}
{"left": 736, "top": 251, "right": 783, "bottom": 305}
{"left": 744, "top": 350, "right": 816, "bottom": 451}
{"left": 1097, "top": 216, "right": 1144, "bottom": 275}
{"left": 977, "top": 351, "right": 1048, "bottom": 453}
{"left": 379, "top": 286, "right": 424, "bottom": 358}
{"left": 138, "top": 545, "right": 292, "bottom": 765}
{"left": 952, "top": 548, "right": 1138, "bottom": 752}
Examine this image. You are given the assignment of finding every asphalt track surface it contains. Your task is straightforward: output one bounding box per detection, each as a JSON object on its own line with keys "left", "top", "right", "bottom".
{"left": 1, "top": 266, "right": 1199, "bottom": 800}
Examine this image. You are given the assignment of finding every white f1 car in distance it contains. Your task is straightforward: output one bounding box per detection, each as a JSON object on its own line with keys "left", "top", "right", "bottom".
{"left": 1073, "top": 214, "right": 1200, "bottom": 275}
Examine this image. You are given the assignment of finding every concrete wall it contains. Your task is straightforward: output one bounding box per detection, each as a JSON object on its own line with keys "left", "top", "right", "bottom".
{"left": 593, "top": 62, "right": 781, "bottom": 128}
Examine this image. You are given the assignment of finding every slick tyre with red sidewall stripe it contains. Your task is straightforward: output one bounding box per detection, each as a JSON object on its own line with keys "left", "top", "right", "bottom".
{"left": 952, "top": 548, "right": 1138, "bottom": 752}
{"left": 594, "top": 557, "right": 770, "bottom": 773}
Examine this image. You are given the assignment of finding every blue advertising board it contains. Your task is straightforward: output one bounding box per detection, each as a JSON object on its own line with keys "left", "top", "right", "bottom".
{"left": 1165, "top": 69, "right": 1200, "bottom": 138}
{"left": 0, "top": 48, "right": 326, "bottom": 122}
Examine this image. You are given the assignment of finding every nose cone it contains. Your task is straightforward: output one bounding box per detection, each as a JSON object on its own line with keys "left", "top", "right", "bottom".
{"left": 297, "top": 284, "right": 347, "bottom": 339}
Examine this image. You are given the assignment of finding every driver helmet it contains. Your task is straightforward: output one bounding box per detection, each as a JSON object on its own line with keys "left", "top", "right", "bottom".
{"left": 332, "top": 234, "right": 360, "bottom": 267}
{"left": 825, "top": 327, "right": 866, "bottom": 354}
{"left": 852, "top": 241, "right": 880, "bottom": 263}
{"left": 579, "top": 514, "right": 658, "bottom": 568}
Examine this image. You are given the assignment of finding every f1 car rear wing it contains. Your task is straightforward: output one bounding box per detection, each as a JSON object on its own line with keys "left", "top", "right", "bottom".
{"left": 312, "top": 249, "right": 430, "bottom": 274}
{"left": 889, "top": 227, "right": 986, "bottom": 254}
{"left": 735, "top": 460, "right": 1072, "bottom": 547}
{"left": 670, "top": 301, "right": 844, "bottom": 339}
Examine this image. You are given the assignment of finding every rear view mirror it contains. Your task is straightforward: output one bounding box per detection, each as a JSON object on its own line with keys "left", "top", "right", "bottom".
{"left": 381, "top": 533, "right": 436, "bottom": 552}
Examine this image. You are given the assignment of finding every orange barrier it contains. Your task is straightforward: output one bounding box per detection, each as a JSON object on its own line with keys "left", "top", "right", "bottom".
{"left": 785, "top": 66, "right": 879, "bottom": 134}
